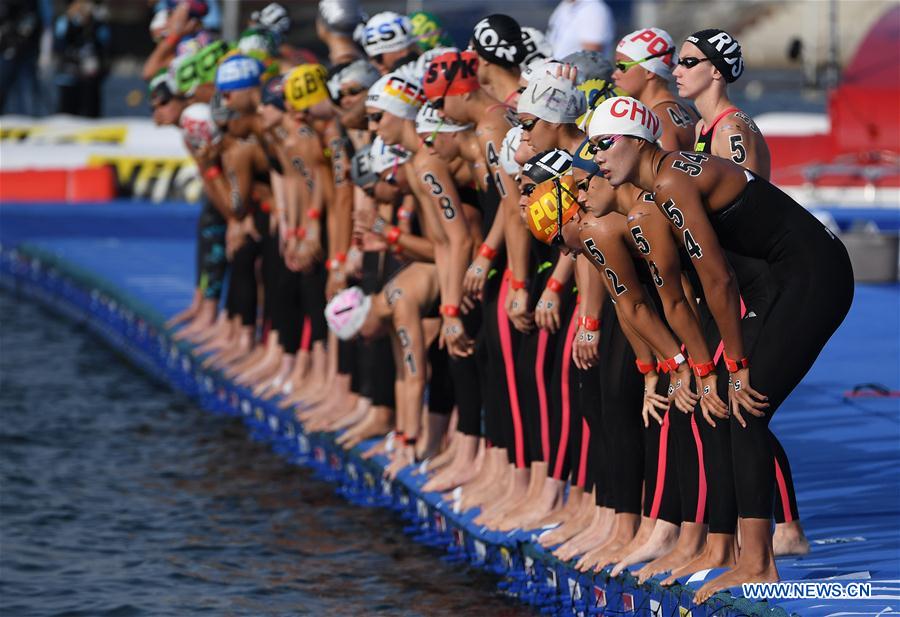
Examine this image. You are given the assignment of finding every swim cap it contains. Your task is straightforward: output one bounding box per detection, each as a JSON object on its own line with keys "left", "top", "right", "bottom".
{"left": 586, "top": 96, "right": 663, "bottom": 142}
{"left": 260, "top": 74, "right": 286, "bottom": 111}
{"left": 422, "top": 50, "right": 480, "bottom": 100}
{"left": 148, "top": 69, "right": 176, "bottom": 104}
{"left": 561, "top": 50, "right": 615, "bottom": 84}
{"left": 318, "top": 0, "right": 367, "bottom": 35}
{"left": 366, "top": 72, "right": 427, "bottom": 119}
{"left": 471, "top": 14, "right": 524, "bottom": 68}
{"left": 616, "top": 28, "right": 676, "bottom": 79}
{"left": 522, "top": 150, "right": 577, "bottom": 245}
{"left": 238, "top": 27, "right": 279, "bottom": 58}
{"left": 415, "top": 102, "right": 472, "bottom": 134}
{"left": 369, "top": 136, "right": 412, "bottom": 174}
{"left": 361, "top": 12, "right": 413, "bottom": 57}
{"left": 215, "top": 54, "right": 265, "bottom": 92}
{"left": 409, "top": 11, "right": 453, "bottom": 51}
{"left": 522, "top": 148, "right": 574, "bottom": 183}
{"left": 180, "top": 102, "right": 222, "bottom": 149}
{"left": 500, "top": 125, "right": 524, "bottom": 175}
{"left": 252, "top": 3, "right": 291, "bottom": 35}
{"left": 175, "top": 30, "right": 214, "bottom": 59}
{"left": 150, "top": 9, "right": 168, "bottom": 41}
{"left": 284, "top": 64, "right": 329, "bottom": 111}
{"left": 520, "top": 58, "right": 563, "bottom": 86}
{"left": 165, "top": 0, "right": 208, "bottom": 18}
{"left": 350, "top": 145, "right": 378, "bottom": 187}
{"left": 518, "top": 72, "right": 586, "bottom": 124}
{"left": 173, "top": 39, "right": 232, "bottom": 96}
{"left": 326, "top": 59, "right": 381, "bottom": 101}
{"left": 572, "top": 137, "right": 601, "bottom": 175}
{"left": 325, "top": 286, "right": 372, "bottom": 340}
{"left": 520, "top": 27, "right": 553, "bottom": 67}
{"left": 685, "top": 28, "right": 744, "bottom": 83}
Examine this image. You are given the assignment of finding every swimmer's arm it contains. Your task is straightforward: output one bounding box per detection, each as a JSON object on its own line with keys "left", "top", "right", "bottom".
{"left": 654, "top": 176, "right": 745, "bottom": 360}
{"left": 414, "top": 159, "right": 472, "bottom": 308}
{"left": 392, "top": 298, "right": 427, "bottom": 442}
{"left": 188, "top": 142, "right": 234, "bottom": 221}
{"left": 575, "top": 254, "right": 604, "bottom": 320}
{"left": 327, "top": 136, "right": 354, "bottom": 261}
{"left": 590, "top": 224, "right": 683, "bottom": 360}
{"left": 632, "top": 209, "right": 713, "bottom": 364}
{"left": 714, "top": 119, "right": 771, "bottom": 180}
{"left": 654, "top": 103, "right": 690, "bottom": 151}
{"left": 482, "top": 131, "right": 529, "bottom": 283}
{"left": 550, "top": 253, "right": 575, "bottom": 287}
{"left": 222, "top": 142, "right": 256, "bottom": 219}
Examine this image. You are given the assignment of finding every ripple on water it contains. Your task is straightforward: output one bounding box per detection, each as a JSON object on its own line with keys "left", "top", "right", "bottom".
{"left": 0, "top": 290, "right": 532, "bottom": 616}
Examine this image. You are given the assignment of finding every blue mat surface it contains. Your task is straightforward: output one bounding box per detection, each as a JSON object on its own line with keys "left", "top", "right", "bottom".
{"left": 2, "top": 202, "right": 898, "bottom": 615}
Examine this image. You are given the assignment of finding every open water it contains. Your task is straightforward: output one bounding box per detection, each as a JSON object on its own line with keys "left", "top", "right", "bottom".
{"left": 0, "top": 290, "right": 529, "bottom": 616}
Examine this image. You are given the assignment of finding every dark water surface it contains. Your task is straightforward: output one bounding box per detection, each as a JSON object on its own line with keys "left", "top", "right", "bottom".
{"left": 0, "top": 291, "right": 529, "bottom": 617}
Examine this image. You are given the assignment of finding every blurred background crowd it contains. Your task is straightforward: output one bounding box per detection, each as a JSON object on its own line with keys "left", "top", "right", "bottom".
{"left": 1, "top": 0, "right": 892, "bottom": 119}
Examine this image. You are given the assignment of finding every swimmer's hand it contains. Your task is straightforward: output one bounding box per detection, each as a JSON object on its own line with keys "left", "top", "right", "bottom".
{"left": 642, "top": 371, "right": 668, "bottom": 427}
{"left": 698, "top": 373, "right": 729, "bottom": 427}
{"left": 535, "top": 287, "right": 561, "bottom": 333}
{"left": 729, "top": 367, "right": 769, "bottom": 428}
{"left": 506, "top": 288, "right": 534, "bottom": 333}
{"left": 440, "top": 316, "right": 475, "bottom": 358}
{"left": 463, "top": 255, "right": 491, "bottom": 299}
{"left": 669, "top": 363, "right": 700, "bottom": 414}
{"left": 571, "top": 324, "right": 599, "bottom": 370}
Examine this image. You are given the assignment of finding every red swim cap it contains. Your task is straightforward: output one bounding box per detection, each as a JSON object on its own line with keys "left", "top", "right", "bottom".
{"left": 423, "top": 50, "right": 480, "bottom": 100}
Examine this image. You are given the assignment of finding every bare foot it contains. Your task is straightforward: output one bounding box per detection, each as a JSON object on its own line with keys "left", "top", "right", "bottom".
{"left": 773, "top": 520, "right": 810, "bottom": 556}
{"left": 336, "top": 406, "right": 393, "bottom": 450}
{"left": 662, "top": 532, "right": 736, "bottom": 585}
{"left": 635, "top": 522, "right": 707, "bottom": 584}
{"left": 611, "top": 519, "right": 680, "bottom": 577}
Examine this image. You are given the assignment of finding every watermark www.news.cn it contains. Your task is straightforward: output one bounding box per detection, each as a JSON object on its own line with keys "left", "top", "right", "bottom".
{"left": 743, "top": 582, "right": 872, "bottom": 600}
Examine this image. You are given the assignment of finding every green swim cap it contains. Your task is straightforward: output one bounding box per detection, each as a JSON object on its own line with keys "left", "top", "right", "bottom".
{"left": 409, "top": 11, "right": 454, "bottom": 51}
{"left": 173, "top": 39, "right": 232, "bottom": 96}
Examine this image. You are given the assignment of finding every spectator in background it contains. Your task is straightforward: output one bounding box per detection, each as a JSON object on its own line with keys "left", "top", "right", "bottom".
{"left": 0, "top": 0, "right": 53, "bottom": 115}
{"left": 546, "top": 0, "right": 615, "bottom": 58}
{"left": 54, "top": 0, "right": 111, "bottom": 117}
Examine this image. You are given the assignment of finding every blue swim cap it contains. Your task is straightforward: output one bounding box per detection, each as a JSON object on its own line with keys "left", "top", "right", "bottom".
{"left": 573, "top": 137, "right": 601, "bottom": 175}
{"left": 215, "top": 54, "right": 265, "bottom": 92}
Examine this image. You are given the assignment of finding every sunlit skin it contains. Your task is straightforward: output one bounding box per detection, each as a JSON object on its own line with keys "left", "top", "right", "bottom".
{"left": 366, "top": 106, "right": 406, "bottom": 146}
{"left": 221, "top": 87, "right": 259, "bottom": 115}
{"left": 672, "top": 41, "right": 717, "bottom": 100}
{"left": 612, "top": 51, "right": 651, "bottom": 98}
{"left": 590, "top": 134, "right": 645, "bottom": 188}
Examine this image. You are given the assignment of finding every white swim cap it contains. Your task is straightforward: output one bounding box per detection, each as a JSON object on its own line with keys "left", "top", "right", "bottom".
{"left": 415, "top": 102, "right": 472, "bottom": 134}
{"left": 518, "top": 72, "right": 586, "bottom": 124}
{"left": 366, "top": 72, "right": 426, "bottom": 120}
{"left": 616, "top": 28, "right": 676, "bottom": 80}
{"left": 369, "top": 136, "right": 412, "bottom": 174}
{"left": 520, "top": 58, "right": 563, "bottom": 86}
{"left": 325, "top": 287, "right": 372, "bottom": 340}
{"left": 586, "top": 96, "right": 662, "bottom": 142}
{"left": 500, "top": 125, "right": 523, "bottom": 175}
{"left": 361, "top": 12, "right": 413, "bottom": 57}
{"left": 180, "top": 102, "right": 221, "bottom": 149}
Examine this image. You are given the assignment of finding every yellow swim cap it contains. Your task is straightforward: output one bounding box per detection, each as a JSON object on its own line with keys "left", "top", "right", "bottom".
{"left": 285, "top": 64, "right": 329, "bottom": 111}
{"left": 526, "top": 175, "right": 579, "bottom": 245}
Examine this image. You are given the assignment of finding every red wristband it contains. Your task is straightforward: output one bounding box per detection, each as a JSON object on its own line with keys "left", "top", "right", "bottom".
{"left": 386, "top": 226, "right": 401, "bottom": 245}
{"left": 479, "top": 243, "right": 497, "bottom": 260}
{"left": 306, "top": 208, "right": 321, "bottom": 220}
{"left": 635, "top": 359, "right": 657, "bottom": 375}
{"left": 440, "top": 304, "right": 460, "bottom": 318}
{"left": 580, "top": 315, "right": 600, "bottom": 331}
{"left": 546, "top": 278, "right": 564, "bottom": 293}
{"left": 690, "top": 358, "right": 716, "bottom": 378}
{"left": 164, "top": 33, "right": 181, "bottom": 48}
{"left": 260, "top": 201, "right": 272, "bottom": 213}
{"left": 657, "top": 360, "right": 669, "bottom": 374}
{"left": 723, "top": 353, "right": 749, "bottom": 373}
{"left": 203, "top": 166, "right": 222, "bottom": 181}
{"left": 509, "top": 277, "right": 527, "bottom": 291}
{"left": 326, "top": 252, "right": 346, "bottom": 271}
{"left": 664, "top": 352, "right": 687, "bottom": 372}
{"left": 394, "top": 431, "right": 405, "bottom": 446}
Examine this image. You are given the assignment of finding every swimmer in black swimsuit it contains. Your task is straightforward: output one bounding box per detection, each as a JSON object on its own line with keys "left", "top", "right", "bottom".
{"left": 587, "top": 95, "right": 853, "bottom": 602}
